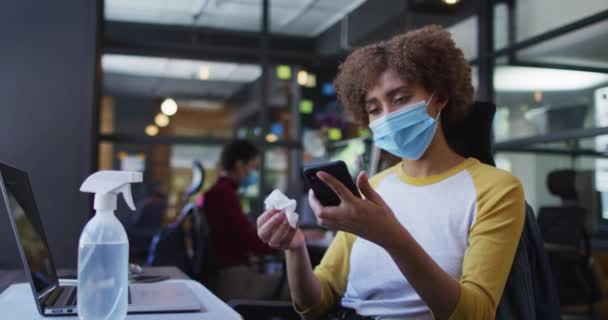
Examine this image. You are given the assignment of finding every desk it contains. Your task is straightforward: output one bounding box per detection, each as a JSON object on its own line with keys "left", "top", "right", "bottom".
{"left": 0, "top": 267, "right": 242, "bottom": 319}
{"left": 0, "top": 280, "right": 242, "bottom": 319}
{"left": 0, "top": 266, "right": 188, "bottom": 294}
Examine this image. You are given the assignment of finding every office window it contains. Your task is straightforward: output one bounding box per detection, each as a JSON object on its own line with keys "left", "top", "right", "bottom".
{"left": 514, "top": 0, "right": 607, "bottom": 43}
{"left": 100, "top": 54, "right": 262, "bottom": 139}
{"left": 492, "top": 16, "right": 608, "bottom": 142}
{"left": 492, "top": 66, "right": 608, "bottom": 142}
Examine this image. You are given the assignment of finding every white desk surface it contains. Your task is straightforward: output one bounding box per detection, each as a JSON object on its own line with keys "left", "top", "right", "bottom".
{"left": 0, "top": 279, "right": 243, "bottom": 319}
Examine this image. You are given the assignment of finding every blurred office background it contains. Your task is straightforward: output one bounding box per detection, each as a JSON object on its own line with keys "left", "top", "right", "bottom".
{"left": 1, "top": 0, "right": 608, "bottom": 317}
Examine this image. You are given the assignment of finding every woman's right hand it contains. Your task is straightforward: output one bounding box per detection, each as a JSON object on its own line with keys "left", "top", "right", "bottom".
{"left": 257, "top": 209, "right": 305, "bottom": 251}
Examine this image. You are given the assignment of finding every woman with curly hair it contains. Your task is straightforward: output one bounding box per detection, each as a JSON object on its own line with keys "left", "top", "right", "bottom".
{"left": 257, "top": 25, "right": 525, "bottom": 320}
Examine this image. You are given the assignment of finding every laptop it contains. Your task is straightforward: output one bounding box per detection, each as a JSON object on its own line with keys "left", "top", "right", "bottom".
{"left": 0, "top": 162, "right": 205, "bottom": 316}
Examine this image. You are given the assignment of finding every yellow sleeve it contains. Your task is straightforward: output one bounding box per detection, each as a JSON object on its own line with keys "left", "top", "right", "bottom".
{"left": 448, "top": 166, "right": 525, "bottom": 320}
{"left": 294, "top": 231, "right": 357, "bottom": 319}
{"left": 294, "top": 168, "right": 390, "bottom": 319}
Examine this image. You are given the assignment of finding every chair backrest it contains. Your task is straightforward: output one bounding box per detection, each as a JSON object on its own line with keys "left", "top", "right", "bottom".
{"left": 538, "top": 169, "right": 602, "bottom": 308}
{"left": 538, "top": 207, "right": 587, "bottom": 248}
{"left": 538, "top": 169, "right": 590, "bottom": 255}
{"left": 146, "top": 221, "right": 190, "bottom": 271}
{"left": 446, "top": 101, "right": 561, "bottom": 319}
{"left": 444, "top": 101, "right": 496, "bottom": 166}
{"left": 146, "top": 203, "right": 213, "bottom": 278}
{"left": 183, "top": 160, "right": 206, "bottom": 200}
{"left": 546, "top": 169, "right": 578, "bottom": 204}
{"left": 147, "top": 161, "right": 210, "bottom": 278}
{"left": 497, "top": 204, "right": 561, "bottom": 320}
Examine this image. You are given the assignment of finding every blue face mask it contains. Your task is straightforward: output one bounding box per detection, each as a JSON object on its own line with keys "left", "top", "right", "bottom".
{"left": 240, "top": 169, "right": 259, "bottom": 188}
{"left": 369, "top": 94, "right": 439, "bottom": 160}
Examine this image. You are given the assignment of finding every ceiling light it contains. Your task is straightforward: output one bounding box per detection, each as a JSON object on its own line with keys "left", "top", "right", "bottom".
{"left": 265, "top": 133, "right": 278, "bottom": 143}
{"left": 534, "top": 91, "right": 543, "bottom": 103}
{"left": 198, "top": 65, "right": 209, "bottom": 80}
{"left": 145, "top": 124, "right": 159, "bottom": 136}
{"left": 305, "top": 74, "right": 317, "bottom": 88}
{"left": 161, "top": 98, "right": 178, "bottom": 116}
{"left": 443, "top": 0, "right": 460, "bottom": 5}
{"left": 297, "top": 70, "right": 309, "bottom": 86}
{"left": 494, "top": 66, "right": 608, "bottom": 91}
{"left": 155, "top": 113, "right": 170, "bottom": 127}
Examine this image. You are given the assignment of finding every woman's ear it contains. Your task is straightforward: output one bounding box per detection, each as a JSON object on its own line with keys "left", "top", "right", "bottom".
{"left": 433, "top": 96, "right": 449, "bottom": 118}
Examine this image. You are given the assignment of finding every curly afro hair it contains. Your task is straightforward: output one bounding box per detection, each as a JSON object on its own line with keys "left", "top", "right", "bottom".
{"left": 334, "top": 25, "right": 474, "bottom": 128}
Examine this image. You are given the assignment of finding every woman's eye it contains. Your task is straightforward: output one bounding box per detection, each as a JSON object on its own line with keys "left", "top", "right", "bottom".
{"left": 367, "top": 107, "right": 380, "bottom": 115}
{"left": 394, "top": 97, "right": 407, "bottom": 105}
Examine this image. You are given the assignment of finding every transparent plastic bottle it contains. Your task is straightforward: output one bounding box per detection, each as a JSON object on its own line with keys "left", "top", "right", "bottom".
{"left": 77, "top": 210, "right": 129, "bottom": 320}
{"left": 77, "top": 171, "right": 142, "bottom": 320}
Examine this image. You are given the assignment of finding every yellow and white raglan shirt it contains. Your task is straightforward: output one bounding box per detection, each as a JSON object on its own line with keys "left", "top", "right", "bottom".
{"left": 296, "top": 158, "right": 525, "bottom": 320}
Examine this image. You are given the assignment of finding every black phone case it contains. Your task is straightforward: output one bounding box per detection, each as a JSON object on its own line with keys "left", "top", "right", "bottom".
{"left": 303, "top": 160, "right": 360, "bottom": 207}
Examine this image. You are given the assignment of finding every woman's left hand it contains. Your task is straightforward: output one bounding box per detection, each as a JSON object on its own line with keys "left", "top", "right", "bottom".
{"left": 309, "top": 171, "right": 402, "bottom": 247}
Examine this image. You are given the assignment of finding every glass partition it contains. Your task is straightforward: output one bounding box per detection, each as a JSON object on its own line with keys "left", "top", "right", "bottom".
{"left": 493, "top": 66, "right": 608, "bottom": 142}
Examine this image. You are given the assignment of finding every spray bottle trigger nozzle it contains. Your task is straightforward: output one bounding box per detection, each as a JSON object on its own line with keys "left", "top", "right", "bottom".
{"left": 119, "top": 184, "right": 136, "bottom": 211}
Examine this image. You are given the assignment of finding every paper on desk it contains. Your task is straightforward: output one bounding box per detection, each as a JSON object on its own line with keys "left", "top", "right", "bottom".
{"left": 264, "top": 189, "right": 299, "bottom": 228}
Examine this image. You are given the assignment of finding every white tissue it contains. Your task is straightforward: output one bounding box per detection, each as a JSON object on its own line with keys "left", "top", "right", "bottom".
{"left": 264, "top": 189, "right": 299, "bottom": 228}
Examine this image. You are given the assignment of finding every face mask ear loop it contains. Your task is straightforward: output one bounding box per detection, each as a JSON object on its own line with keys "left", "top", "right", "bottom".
{"left": 426, "top": 92, "right": 441, "bottom": 120}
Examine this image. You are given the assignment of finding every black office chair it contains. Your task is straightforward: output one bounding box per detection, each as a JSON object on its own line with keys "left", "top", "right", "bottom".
{"left": 127, "top": 183, "right": 167, "bottom": 262}
{"left": 444, "top": 101, "right": 496, "bottom": 166}
{"left": 147, "top": 161, "right": 214, "bottom": 283}
{"left": 538, "top": 169, "right": 602, "bottom": 316}
{"left": 184, "top": 161, "right": 206, "bottom": 201}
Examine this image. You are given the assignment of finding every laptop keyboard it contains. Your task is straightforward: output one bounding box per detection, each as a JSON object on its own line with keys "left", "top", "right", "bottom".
{"left": 42, "top": 286, "right": 63, "bottom": 307}
{"left": 44, "top": 285, "right": 132, "bottom": 308}
{"left": 66, "top": 288, "right": 77, "bottom": 306}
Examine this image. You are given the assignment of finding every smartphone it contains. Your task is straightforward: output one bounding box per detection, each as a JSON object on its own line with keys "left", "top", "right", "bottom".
{"left": 303, "top": 160, "right": 360, "bottom": 206}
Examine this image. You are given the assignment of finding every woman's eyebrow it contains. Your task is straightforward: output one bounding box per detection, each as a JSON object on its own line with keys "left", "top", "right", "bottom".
{"left": 365, "top": 85, "right": 409, "bottom": 105}
{"left": 386, "top": 86, "right": 409, "bottom": 98}
{"left": 365, "top": 97, "right": 379, "bottom": 106}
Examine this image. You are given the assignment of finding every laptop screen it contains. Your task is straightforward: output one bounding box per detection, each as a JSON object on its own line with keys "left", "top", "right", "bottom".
{"left": 0, "top": 164, "right": 58, "bottom": 297}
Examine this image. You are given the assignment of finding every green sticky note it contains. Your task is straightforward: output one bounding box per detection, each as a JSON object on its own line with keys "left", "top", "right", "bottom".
{"left": 358, "top": 128, "right": 371, "bottom": 138}
{"left": 299, "top": 100, "right": 313, "bottom": 114}
{"left": 328, "top": 128, "right": 342, "bottom": 141}
{"left": 276, "top": 65, "right": 292, "bottom": 80}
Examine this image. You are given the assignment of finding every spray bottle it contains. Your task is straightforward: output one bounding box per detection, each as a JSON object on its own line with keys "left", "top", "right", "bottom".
{"left": 77, "top": 171, "right": 142, "bottom": 320}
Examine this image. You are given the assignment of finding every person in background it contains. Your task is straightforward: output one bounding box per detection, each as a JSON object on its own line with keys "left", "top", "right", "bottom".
{"left": 257, "top": 25, "right": 525, "bottom": 319}
{"left": 202, "top": 139, "right": 281, "bottom": 301}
